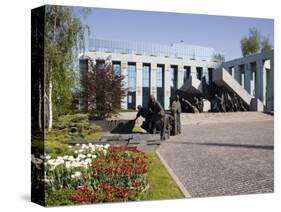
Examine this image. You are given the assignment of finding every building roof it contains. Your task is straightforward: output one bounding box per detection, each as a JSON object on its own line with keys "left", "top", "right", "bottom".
{"left": 89, "top": 39, "right": 218, "bottom": 60}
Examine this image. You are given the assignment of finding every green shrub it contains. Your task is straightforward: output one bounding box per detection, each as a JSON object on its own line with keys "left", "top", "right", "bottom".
{"left": 53, "top": 114, "right": 102, "bottom": 137}
{"left": 45, "top": 139, "right": 74, "bottom": 156}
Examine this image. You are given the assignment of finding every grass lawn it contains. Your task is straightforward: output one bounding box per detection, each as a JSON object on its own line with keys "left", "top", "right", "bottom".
{"left": 141, "top": 152, "right": 184, "bottom": 200}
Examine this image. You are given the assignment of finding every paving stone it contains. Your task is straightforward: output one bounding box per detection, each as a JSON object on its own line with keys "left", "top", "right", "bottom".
{"left": 157, "top": 120, "right": 274, "bottom": 197}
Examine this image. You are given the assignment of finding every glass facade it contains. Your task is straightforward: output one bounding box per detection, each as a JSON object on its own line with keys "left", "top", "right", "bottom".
{"left": 142, "top": 64, "right": 150, "bottom": 107}
{"left": 127, "top": 63, "right": 136, "bottom": 109}
{"left": 156, "top": 65, "right": 164, "bottom": 107}
{"left": 112, "top": 61, "right": 121, "bottom": 76}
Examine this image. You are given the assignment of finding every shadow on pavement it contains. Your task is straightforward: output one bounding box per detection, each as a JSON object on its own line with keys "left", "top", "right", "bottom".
{"left": 165, "top": 141, "right": 274, "bottom": 150}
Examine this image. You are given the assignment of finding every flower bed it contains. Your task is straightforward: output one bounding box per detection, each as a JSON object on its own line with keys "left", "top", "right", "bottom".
{"left": 32, "top": 144, "right": 149, "bottom": 205}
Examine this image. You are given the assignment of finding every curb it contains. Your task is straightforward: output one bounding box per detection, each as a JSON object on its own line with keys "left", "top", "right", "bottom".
{"left": 155, "top": 149, "right": 192, "bottom": 198}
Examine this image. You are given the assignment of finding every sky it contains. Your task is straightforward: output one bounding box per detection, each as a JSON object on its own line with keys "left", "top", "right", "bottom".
{"left": 75, "top": 7, "right": 274, "bottom": 60}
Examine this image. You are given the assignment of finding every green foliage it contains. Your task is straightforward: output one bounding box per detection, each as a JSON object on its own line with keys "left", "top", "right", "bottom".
{"left": 141, "top": 152, "right": 184, "bottom": 200}
{"left": 44, "top": 5, "right": 89, "bottom": 119}
{"left": 240, "top": 27, "right": 272, "bottom": 56}
{"left": 45, "top": 114, "right": 102, "bottom": 155}
{"left": 45, "top": 139, "right": 73, "bottom": 156}
{"left": 45, "top": 188, "right": 78, "bottom": 206}
{"left": 261, "top": 36, "right": 273, "bottom": 52}
{"left": 52, "top": 114, "right": 102, "bottom": 139}
{"left": 32, "top": 131, "right": 74, "bottom": 157}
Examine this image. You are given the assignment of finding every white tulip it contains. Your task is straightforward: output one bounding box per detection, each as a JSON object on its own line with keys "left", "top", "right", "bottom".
{"left": 65, "top": 162, "right": 72, "bottom": 169}
{"left": 74, "top": 171, "right": 81, "bottom": 177}
{"left": 85, "top": 158, "right": 92, "bottom": 164}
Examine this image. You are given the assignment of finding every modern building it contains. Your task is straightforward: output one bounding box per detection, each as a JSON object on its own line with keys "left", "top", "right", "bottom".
{"left": 80, "top": 39, "right": 274, "bottom": 112}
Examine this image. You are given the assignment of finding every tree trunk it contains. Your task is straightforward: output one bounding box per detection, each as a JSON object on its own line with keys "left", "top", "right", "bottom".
{"left": 47, "top": 67, "right": 53, "bottom": 131}
{"left": 46, "top": 15, "right": 56, "bottom": 131}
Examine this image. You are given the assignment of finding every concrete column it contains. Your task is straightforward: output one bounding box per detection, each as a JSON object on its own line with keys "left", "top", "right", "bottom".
{"left": 264, "top": 59, "right": 273, "bottom": 111}
{"left": 256, "top": 59, "right": 266, "bottom": 104}
{"left": 250, "top": 70, "right": 256, "bottom": 96}
{"left": 190, "top": 65, "right": 197, "bottom": 79}
{"left": 249, "top": 63, "right": 257, "bottom": 96}
{"left": 121, "top": 61, "right": 128, "bottom": 109}
{"left": 231, "top": 67, "right": 235, "bottom": 77}
{"left": 150, "top": 63, "right": 157, "bottom": 98}
{"left": 136, "top": 62, "right": 143, "bottom": 108}
{"left": 164, "top": 64, "right": 171, "bottom": 110}
{"left": 244, "top": 63, "right": 251, "bottom": 93}
{"left": 177, "top": 65, "right": 185, "bottom": 89}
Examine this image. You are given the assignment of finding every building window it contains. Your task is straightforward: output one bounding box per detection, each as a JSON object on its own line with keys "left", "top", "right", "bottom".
{"left": 142, "top": 64, "right": 150, "bottom": 107}
{"left": 208, "top": 68, "right": 214, "bottom": 85}
{"left": 157, "top": 66, "right": 163, "bottom": 88}
{"left": 184, "top": 66, "right": 191, "bottom": 82}
{"left": 143, "top": 64, "right": 150, "bottom": 87}
{"left": 112, "top": 61, "right": 121, "bottom": 76}
{"left": 196, "top": 67, "right": 203, "bottom": 80}
{"left": 157, "top": 64, "right": 165, "bottom": 107}
{"left": 127, "top": 62, "right": 136, "bottom": 109}
{"left": 128, "top": 63, "right": 136, "bottom": 91}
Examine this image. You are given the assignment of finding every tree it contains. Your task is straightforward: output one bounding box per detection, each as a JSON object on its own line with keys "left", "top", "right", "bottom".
{"left": 240, "top": 27, "right": 261, "bottom": 56}
{"left": 212, "top": 53, "right": 225, "bottom": 63}
{"left": 240, "top": 27, "right": 273, "bottom": 56}
{"left": 85, "top": 58, "right": 126, "bottom": 120}
{"left": 44, "top": 6, "right": 88, "bottom": 131}
{"left": 261, "top": 36, "right": 273, "bottom": 52}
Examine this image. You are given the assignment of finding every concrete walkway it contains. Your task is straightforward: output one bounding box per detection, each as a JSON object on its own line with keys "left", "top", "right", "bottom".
{"left": 157, "top": 114, "right": 274, "bottom": 197}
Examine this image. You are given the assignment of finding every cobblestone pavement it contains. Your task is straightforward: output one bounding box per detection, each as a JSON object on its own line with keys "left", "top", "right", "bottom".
{"left": 157, "top": 119, "right": 274, "bottom": 197}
